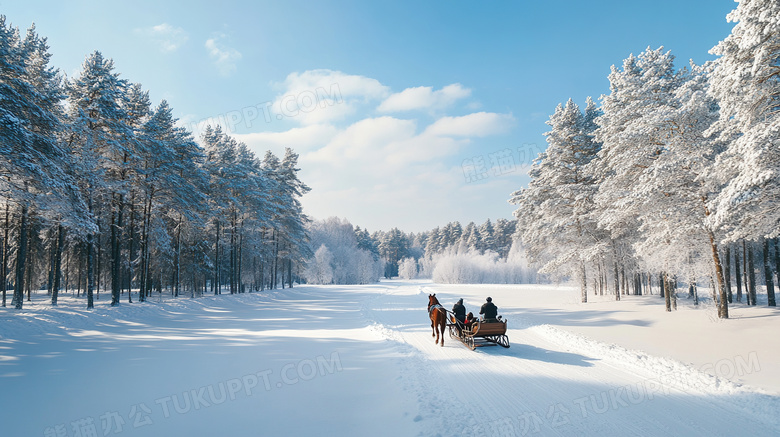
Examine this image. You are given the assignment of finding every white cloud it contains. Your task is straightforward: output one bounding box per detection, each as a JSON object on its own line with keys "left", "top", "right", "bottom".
{"left": 271, "top": 69, "right": 390, "bottom": 125}
{"left": 205, "top": 35, "right": 242, "bottom": 76}
{"left": 135, "top": 23, "right": 188, "bottom": 53}
{"left": 424, "top": 112, "right": 515, "bottom": 137}
{"left": 207, "top": 70, "right": 518, "bottom": 231}
{"left": 292, "top": 109, "right": 514, "bottom": 230}
{"left": 233, "top": 124, "right": 339, "bottom": 154}
{"left": 377, "top": 83, "right": 471, "bottom": 112}
{"left": 307, "top": 116, "right": 416, "bottom": 165}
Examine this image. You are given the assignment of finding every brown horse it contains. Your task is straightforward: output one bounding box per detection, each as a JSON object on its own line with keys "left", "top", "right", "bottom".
{"left": 428, "top": 294, "right": 446, "bottom": 347}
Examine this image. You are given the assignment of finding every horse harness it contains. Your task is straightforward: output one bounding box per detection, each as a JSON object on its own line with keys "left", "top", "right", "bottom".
{"left": 428, "top": 303, "right": 445, "bottom": 316}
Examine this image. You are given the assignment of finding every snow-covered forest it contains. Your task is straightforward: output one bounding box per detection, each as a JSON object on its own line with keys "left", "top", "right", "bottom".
{"left": 0, "top": 18, "right": 310, "bottom": 309}
{"left": 510, "top": 0, "right": 780, "bottom": 318}
{"left": 299, "top": 216, "right": 538, "bottom": 285}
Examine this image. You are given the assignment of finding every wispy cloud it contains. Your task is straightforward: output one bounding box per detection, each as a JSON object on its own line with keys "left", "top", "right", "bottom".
{"left": 205, "top": 35, "right": 242, "bottom": 76}
{"left": 271, "top": 69, "right": 390, "bottom": 125}
{"left": 377, "top": 83, "right": 471, "bottom": 113}
{"left": 226, "top": 70, "right": 514, "bottom": 230}
{"left": 424, "top": 112, "right": 515, "bottom": 137}
{"left": 135, "top": 23, "right": 188, "bottom": 53}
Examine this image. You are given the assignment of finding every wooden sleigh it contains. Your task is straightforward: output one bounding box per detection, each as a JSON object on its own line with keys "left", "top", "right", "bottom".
{"left": 447, "top": 314, "right": 510, "bottom": 350}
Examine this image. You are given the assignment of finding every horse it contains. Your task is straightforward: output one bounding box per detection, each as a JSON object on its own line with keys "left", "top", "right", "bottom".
{"left": 427, "top": 294, "right": 447, "bottom": 347}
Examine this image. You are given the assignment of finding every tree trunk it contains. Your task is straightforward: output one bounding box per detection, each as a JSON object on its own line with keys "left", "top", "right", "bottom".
{"left": 747, "top": 242, "right": 756, "bottom": 306}
{"left": 621, "top": 266, "right": 627, "bottom": 296}
{"left": 273, "top": 231, "right": 279, "bottom": 290}
{"left": 664, "top": 272, "right": 672, "bottom": 312}
{"left": 127, "top": 198, "right": 135, "bottom": 302}
{"left": 647, "top": 272, "right": 652, "bottom": 295}
{"left": 707, "top": 229, "right": 727, "bottom": 318}
{"left": 174, "top": 215, "right": 181, "bottom": 297}
{"left": 95, "top": 218, "right": 101, "bottom": 301}
{"left": 87, "top": 197, "right": 95, "bottom": 309}
{"left": 139, "top": 189, "right": 154, "bottom": 301}
{"left": 724, "top": 245, "right": 732, "bottom": 303}
{"left": 775, "top": 238, "right": 780, "bottom": 302}
{"left": 47, "top": 227, "right": 56, "bottom": 296}
{"left": 13, "top": 203, "right": 28, "bottom": 309}
{"left": 613, "top": 261, "right": 620, "bottom": 301}
{"left": 734, "top": 244, "right": 743, "bottom": 302}
{"left": 229, "top": 212, "right": 235, "bottom": 294}
{"left": 259, "top": 253, "right": 265, "bottom": 292}
{"left": 2, "top": 200, "right": 8, "bottom": 307}
{"left": 579, "top": 261, "right": 587, "bottom": 303}
{"left": 77, "top": 249, "right": 83, "bottom": 297}
{"left": 238, "top": 226, "right": 244, "bottom": 293}
{"left": 51, "top": 224, "right": 64, "bottom": 305}
{"left": 110, "top": 198, "right": 122, "bottom": 306}
{"left": 287, "top": 256, "right": 292, "bottom": 289}
{"left": 25, "top": 229, "right": 33, "bottom": 302}
{"left": 659, "top": 272, "right": 665, "bottom": 298}
{"left": 64, "top": 250, "right": 70, "bottom": 295}
{"left": 593, "top": 262, "right": 604, "bottom": 296}
{"left": 762, "top": 239, "right": 776, "bottom": 306}
{"left": 215, "top": 219, "right": 221, "bottom": 295}
{"left": 742, "top": 240, "right": 750, "bottom": 304}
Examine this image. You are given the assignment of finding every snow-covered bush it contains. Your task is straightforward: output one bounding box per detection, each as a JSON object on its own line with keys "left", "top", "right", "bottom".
{"left": 304, "top": 244, "right": 335, "bottom": 284}
{"left": 397, "top": 257, "right": 418, "bottom": 279}
{"left": 429, "top": 243, "right": 540, "bottom": 284}
{"left": 302, "top": 217, "right": 383, "bottom": 285}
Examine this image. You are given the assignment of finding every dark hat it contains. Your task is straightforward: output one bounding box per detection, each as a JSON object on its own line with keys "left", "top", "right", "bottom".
{"left": 457, "top": 298, "right": 463, "bottom": 304}
{"left": 486, "top": 297, "right": 492, "bottom": 302}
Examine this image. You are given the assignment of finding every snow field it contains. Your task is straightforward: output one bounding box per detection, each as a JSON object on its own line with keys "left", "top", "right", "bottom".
{"left": 1, "top": 280, "right": 779, "bottom": 436}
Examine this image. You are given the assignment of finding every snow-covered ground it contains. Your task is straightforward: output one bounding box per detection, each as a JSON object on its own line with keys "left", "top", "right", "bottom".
{"left": 1, "top": 280, "right": 778, "bottom": 436}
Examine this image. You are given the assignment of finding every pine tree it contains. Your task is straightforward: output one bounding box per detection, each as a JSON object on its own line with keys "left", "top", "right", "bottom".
{"left": 67, "top": 51, "right": 133, "bottom": 308}
{"left": 707, "top": 0, "right": 780, "bottom": 309}
{"left": 478, "top": 219, "right": 495, "bottom": 253}
{"left": 0, "top": 20, "right": 76, "bottom": 308}
{"left": 511, "top": 98, "right": 603, "bottom": 302}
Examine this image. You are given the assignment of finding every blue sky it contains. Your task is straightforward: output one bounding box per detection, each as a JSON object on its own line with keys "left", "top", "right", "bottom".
{"left": 4, "top": 0, "right": 736, "bottom": 232}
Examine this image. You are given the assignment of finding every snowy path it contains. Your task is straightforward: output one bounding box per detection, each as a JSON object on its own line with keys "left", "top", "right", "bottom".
{"left": 366, "top": 281, "right": 780, "bottom": 436}
{"left": 2, "top": 280, "right": 779, "bottom": 436}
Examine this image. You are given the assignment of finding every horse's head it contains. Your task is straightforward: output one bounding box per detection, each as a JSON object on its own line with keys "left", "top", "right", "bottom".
{"left": 428, "top": 293, "right": 439, "bottom": 307}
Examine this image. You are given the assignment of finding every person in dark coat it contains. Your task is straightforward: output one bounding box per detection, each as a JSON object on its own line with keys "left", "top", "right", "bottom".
{"left": 480, "top": 297, "right": 498, "bottom": 322}
{"left": 452, "top": 298, "right": 466, "bottom": 333}
{"left": 452, "top": 298, "right": 466, "bottom": 324}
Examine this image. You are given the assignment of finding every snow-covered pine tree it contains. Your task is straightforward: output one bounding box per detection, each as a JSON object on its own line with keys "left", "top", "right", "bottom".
{"left": 140, "top": 100, "right": 207, "bottom": 298}
{"left": 378, "top": 228, "right": 409, "bottom": 278}
{"left": 588, "top": 48, "right": 683, "bottom": 304}
{"left": 707, "top": 0, "right": 780, "bottom": 308}
{"left": 425, "top": 227, "right": 442, "bottom": 255}
{"left": 0, "top": 20, "right": 76, "bottom": 308}
{"left": 511, "top": 98, "right": 602, "bottom": 302}
{"left": 202, "top": 126, "right": 238, "bottom": 293}
{"left": 67, "top": 51, "right": 134, "bottom": 308}
{"left": 493, "top": 218, "right": 516, "bottom": 259}
{"left": 478, "top": 219, "right": 495, "bottom": 254}
{"left": 275, "top": 148, "right": 312, "bottom": 288}
{"left": 463, "top": 222, "right": 481, "bottom": 253}
{"left": 626, "top": 60, "right": 731, "bottom": 316}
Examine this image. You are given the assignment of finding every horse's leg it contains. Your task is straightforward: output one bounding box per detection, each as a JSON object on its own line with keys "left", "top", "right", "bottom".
{"left": 439, "top": 320, "right": 445, "bottom": 347}
{"left": 431, "top": 319, "right": 435, "bottom": 338}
